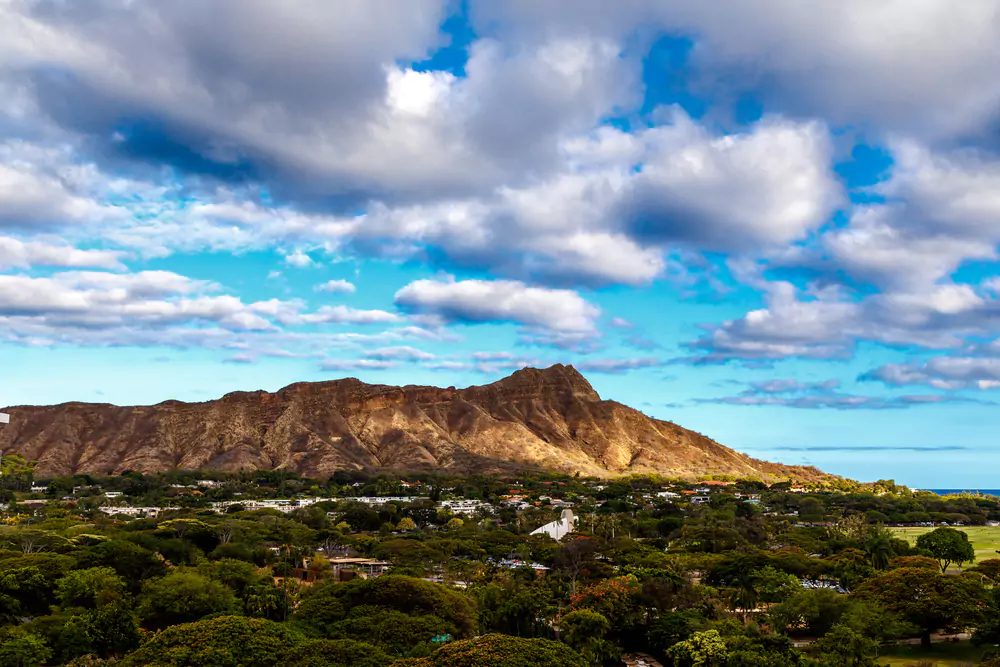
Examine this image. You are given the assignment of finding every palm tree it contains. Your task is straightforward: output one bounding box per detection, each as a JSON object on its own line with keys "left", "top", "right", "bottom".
{"left": 864, "top": 529, "right": 893, "bottom": 570}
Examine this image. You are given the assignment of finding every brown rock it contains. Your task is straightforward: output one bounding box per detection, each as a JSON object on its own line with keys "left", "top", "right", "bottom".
{"left": 0, "top": 364, "right": 831, "bottom": 481}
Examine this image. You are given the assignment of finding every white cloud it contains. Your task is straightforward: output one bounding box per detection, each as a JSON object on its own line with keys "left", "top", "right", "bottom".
{"left": 0, "top": 271, "right": 275, "bottom": 335}
{"left": 315, "top": 279, "right": 356, "bottom": 294}
{"left": 575, "top": 357, "right": 665, "bottom": 374}
{"left": 394, "top": 278, "right": 601, "bottom": 333}
{"left": 623, "top": 113, "right": 840, "bottom": 251}
{"left": 284, "top": 250, "right": 315, "bottom": 268}
{"left": 319, "top": 359, "right": 397, "bottom": 372}
{"left": 292, "top": 305, "right": 400, "bottom": 325}
{"left": 863, "top": 357, "right": 1000, "bottom": 390}
{"left": 364, "top": 346, "right": 436, "bottom": 361}
{"left": 474, "top": 0, "right": 1000, "bottom": 142}
{"left": 0, "top": 237, "right": 126, "bottom": 270}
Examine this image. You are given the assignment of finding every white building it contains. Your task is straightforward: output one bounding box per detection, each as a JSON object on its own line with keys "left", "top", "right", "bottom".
{"left": 101, "top": 506, "right": 176, "bottom": 518}
{"left": 340, "top": 496, "right": 428, "bottom": 506}
{"left": 438, "top": 499, "right": 489, "bottom": 516}
{"left": 530, "top": 509, "right": 578, "bottom": 540}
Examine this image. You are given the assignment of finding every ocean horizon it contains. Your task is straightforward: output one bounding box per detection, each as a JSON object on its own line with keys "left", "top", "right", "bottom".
{"left": 924, "top": 489, "right": 1000, "bottom": 496}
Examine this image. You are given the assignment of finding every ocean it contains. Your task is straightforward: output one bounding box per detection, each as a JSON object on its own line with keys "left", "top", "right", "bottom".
{"left": 925, "top": 489, "right": 1000, "bottom": 496}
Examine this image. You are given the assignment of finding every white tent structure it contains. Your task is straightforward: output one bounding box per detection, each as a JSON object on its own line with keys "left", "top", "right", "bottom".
{"left": 530, "top": 509, "right": 578, "bottom": 540}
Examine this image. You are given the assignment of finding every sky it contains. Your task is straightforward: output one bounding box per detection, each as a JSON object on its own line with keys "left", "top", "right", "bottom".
{"left": 3, "top": 1, "right": 1000, "bottom": 488}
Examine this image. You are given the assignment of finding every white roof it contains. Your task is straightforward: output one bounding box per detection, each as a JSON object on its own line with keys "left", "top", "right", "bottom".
{"left": 0, "top": 413, "right": 9, "bottom": 424}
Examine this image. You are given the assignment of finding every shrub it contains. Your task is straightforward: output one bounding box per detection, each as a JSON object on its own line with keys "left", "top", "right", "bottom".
{"left": 393, "top": 633, "right": 587, "bottom": 667}
{"left": 120, "top": 615, "right": 303, "bottom": 667}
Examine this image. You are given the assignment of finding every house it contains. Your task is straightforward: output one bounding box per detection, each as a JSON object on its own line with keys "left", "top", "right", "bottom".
{"left": 104, "top": 491, "right": 123, "bottom": 499}
{"left": 657, "top": 491, "right": 680, "bottom": 500}
{"left": 328, "top": 558, "right": 392, "bottom": 580}
{"left": 29, "top": 484, "right": 47, "bottom": 493}
{"left": 691, "top": 496, "right": 711, "bottom": 505}
{"left": 530, "top": 509, "right": 577, "bottom": 540}
{"left": 438, "top": 499, "right": 489, "bottom": 516}
{"left": 101, "top": 506, "right": 175, "bottom": 518}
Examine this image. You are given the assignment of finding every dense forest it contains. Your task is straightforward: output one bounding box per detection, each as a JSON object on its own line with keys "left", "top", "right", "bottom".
{"left": 2, "top": 458, "right": 1000, "bottom": 666}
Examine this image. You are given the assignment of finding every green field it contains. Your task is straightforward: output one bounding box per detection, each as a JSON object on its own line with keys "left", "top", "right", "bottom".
{"left": 877, "top": 640, "right": 989, "bottom": 667}
{"left": 892, "top": 526, "right": 1000, "bottom": 567}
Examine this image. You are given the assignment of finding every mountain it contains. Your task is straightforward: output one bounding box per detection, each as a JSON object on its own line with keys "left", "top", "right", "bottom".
{"left": 0, "top": 365, "right": 830, "bottom": 481}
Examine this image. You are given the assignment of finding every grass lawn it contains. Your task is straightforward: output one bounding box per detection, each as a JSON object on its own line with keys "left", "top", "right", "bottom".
{"left": 877, "top": 640, "right": 991, "bottom": 667}
{"left": 892, "top": 526, "right": 1000, "bottom": 568}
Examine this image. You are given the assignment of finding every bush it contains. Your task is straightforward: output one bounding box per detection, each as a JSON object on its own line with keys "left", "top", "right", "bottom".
{"left": 393, "top": 633, "right": 587, "bottom": 667}
{"left": 277, "top": 639, "right": 390, "bottom": 667}
{"left": 293, "top": 575, "right": 477, "bottom": 639}
{"left": 138, "top": 571, "right": 241, "bottom": 629}
{"left": 120, "top": 616, "right": 303, "bottom": 667}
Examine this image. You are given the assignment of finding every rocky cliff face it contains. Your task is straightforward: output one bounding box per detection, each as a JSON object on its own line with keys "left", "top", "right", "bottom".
{"left": 0, "top": 365, "right": 829, "bottom": 481}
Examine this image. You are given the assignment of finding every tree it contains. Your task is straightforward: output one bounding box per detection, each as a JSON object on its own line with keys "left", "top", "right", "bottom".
{"left": 649, "top": 611, "right": 703, "bottom": 656}
{"left": 972, "top": 558, "right": 1000, "bottom": 582}
{"left": 119, "top": 616, "right": 304, "bottom": 667}
{"left": 863, "top": 529, "right": 894, "bottom": 570}
{"left": 396, "top": 517, "right": 417, "bottom": 531}
{"left": 554, "top": 537, "right": 598, "bottom": 596}
{"left": 569, "top": 575, "right": 642, "bottom": 635}
{"left": 559, "top": 609, "right": 620, "bottom": 665}
{"left": 753, "top": 566, "right": 801, "bottom": 604}
{"left": 74, "top": 540, "right": 167, "bottom": 592}
{"left": 889, "top": 556, "right": 940, "bottom": 571}
{"left": 0, "top": 566, "right": 50, "bottom": 621}
{"left": 63, "top": 599, "right": 142, "bottom": 659}
{"left": 292, "top": 575, "right": 478, "bottom": 641}
{"left": 669, "top": 629, "right": 729, "bottom": 667}
{"left": 138, "top": 571, "right": 241, "bottom": 629}
{"left": 768, "top": 588, "right": 852, "bottom": 637}
{"left": 307, "top": 552, "right": 331, "bottom": 580}
{"left": 393, "top": 633, "right": 587, "bottom": 667}
{"left": 244, "top": 581, "right": 294, "bottom": 621}
{"left": 276, "top": 639, "right": 390, "bottom": 667}
{"left": 855, "top": 567, "right": 989, "bottom": 647}
{"left": 56, "top": 567, "right": 126, "bottom": 608}
{"left": 816, "top": 625, "right": 877, "bottom": 667}
{"left": 0, "top": 627, "right": 52, "bottom": 667}
{"left": 916, "top": 527, "right": 976, "bottom": 572}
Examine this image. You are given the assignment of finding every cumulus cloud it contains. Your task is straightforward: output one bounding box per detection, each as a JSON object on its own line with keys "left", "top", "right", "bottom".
{"left": 474, "top": 0, "right": 1000, "bottom": 142}
{"left": 0, "top": 271, "right": 275, "bottom": 338}
{"left": 394, "top": 278, "right": 601, "bottom": 333}
{"left": 0, "top": 236, "right": 126, "bottom": 270}
{"left": 284, "top": 250, "right": 316, "bottom": 268}
{"left": 623, "top": 113, "right": 840, "bottom": 252}
{"left": 291, "top": 305, "right": 400, "bottom": 326}
{"left": 862, "top": 357, "right": 1000, "bottom": 390}
{"left": 315, "top": 279, "right": 356, "bottom": 294}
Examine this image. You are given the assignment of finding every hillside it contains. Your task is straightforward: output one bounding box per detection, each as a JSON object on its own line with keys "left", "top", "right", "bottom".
{"left": 0, "top": 364, "right": 830, "bottom": 481}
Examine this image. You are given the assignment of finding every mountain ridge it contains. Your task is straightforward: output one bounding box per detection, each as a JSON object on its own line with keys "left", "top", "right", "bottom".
{"left": 0, "top": 364, "right": 831, "bottom": 482}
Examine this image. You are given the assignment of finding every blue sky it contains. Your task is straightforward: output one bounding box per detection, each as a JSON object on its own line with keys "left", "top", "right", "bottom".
{"left": 4, "top": 1, "right": 1000, "bottom": 487}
